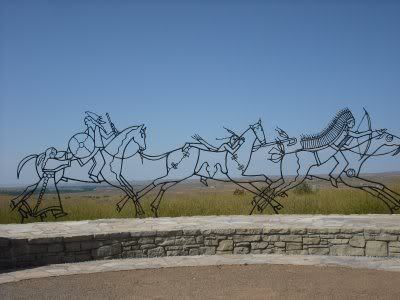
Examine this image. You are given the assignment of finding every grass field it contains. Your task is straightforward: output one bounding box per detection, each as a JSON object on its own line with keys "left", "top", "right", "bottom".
{"left": 1, "top": 177, "right": 399, "bottom": 224}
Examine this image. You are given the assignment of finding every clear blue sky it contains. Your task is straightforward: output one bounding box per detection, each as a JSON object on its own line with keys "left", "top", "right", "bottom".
{"left": 1, "top": 0, "right": 399, "bottom": 185}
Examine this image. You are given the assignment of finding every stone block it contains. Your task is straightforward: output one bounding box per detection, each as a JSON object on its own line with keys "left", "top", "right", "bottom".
{"left": 263, "top": 228, "right": 290, "bottom": 234}
{"left": 140, "top": 244, "right": 156, "bottom": 250}
{"left": 235, "top": 228, "right": 263, "bottom": 235}
{"left": 204, "top": 238, "right": 218, "bottom": 246}
{"left": 364, "top": 228, "right": 381, "bottom": 234}
{"left": 75, "top": 251, "right": 92, "bottom": 262}
{"left": 155, "top": 237, "right": 175, "bottom": 246}
{"left": 199, "top": 247, "right": 216, "bottom": 255}
{"left": 330, "top": 245, "right": 364, "bottom": 256}
{"left": 250, "top": 242, "right": 269, "bottom": 250}
{"left": 48, "top": 243, "right": 64, "bottom": 253}
{"left": 290, "top": 228, "right": 307, "bottom": 234}
{"left": 262, "top": 249, "right": 274, "bottom": 254}
{"left": 233, "top": 247, "right": 250, "bottom": 254}
{"left": 280, "top": 235, "right": 302, "bottom": 243}
{"left": 106, "top": 232, "right": 129, "bottom": 240}
{"left": 235, "top": 242, "right": 250, "bottom": 247}
{"left": 122, "top": 240, "right": 138, "bottom": 247}
{"left": 262, "top": 235, "right": 279, "bottom": 242}
{"left": 147, "top": 246, "right": 165, "bottom": 257}
{"left": 336, "top": 234, "right": 353, "bottom": 239}
{"left": 287, "top": 250, "right": 308, "bottom": 255}
{"left": 329, "top": 239, "right": 349, "bottom": 244}
{"left": 65, "top": 242, "right": 81, "bottom": 252}
{"left": 80, "top": 240, "right": 102, "bottom": 250}
{"left": 189, "top": 248, "right": 199, "bottom": 256}
{"left": 156, "top": 230, "right": 182, "bottom": 237}
{"left": 165, "top": 245, "right": 182, "bottom": 250}
{"left": 93, "top": 233, "right": 109, "bottom": 240}
{"left": 308, "top": 247, "right": 329, "bottom": 255}
{"left": 175, "top": 236, "right": 196, "bottom": 245}
{"left": 233, "top": 235, "right": 261, "bottom": 243}
{"left": 28, "top": 237, "right": 62, "bottom": 244}
{"left": 375, "top": 234, "right": 398, "bottom": 241}
{"left": 130, "top": 231, "right": 156, "bottom": 238}
{"left": 196, "top": 236, "right": 204, "bottom": 244}
{"left": 389, "top": 241, "right": 400, "bottom": 253}
{"left": 303, "top": 237, "right": 321, "bottom": 245}
{"left": 340, "top": 228, "right": 363, "bottom": 234}
{"left": 251, "top": 250, "right": 261, "bottom": 254}
{"left": 29, "top": 244, "right": 48, "bottom": 254}
{"left": 217, "top": 240, "right": 233, "bottom": 251}
{"left": 92, "top": 244, "right": 121, "bottom": 258}
{"left": 64, "top": 235, "right": 93, "bottom": 242}
{"left": 274, "top": 242, "right": 285, "bottom": 248}
{"left": 183, "top": 229, "right": 201, "bottom": 235}
{"left": 167, "top": 250, "right": 188, "bottom": 256}
{"left": 122, "top": 250, "right": 144, "bottom": 258}
{"left": 0, "top": 238, "right": 10, "bottom": 247}
{"left": 349, "top": 236, "right": 366, "bottom": 248}
{"left": 286, "top": 243, "right": 302, "bottom": 251}
{"left": 211, "top": 228, "right": 235, "bottom": 235}
{"left": 366, "top": 241, "right": 388, "bottom": 257}
{"left": 138, "top": 237, "right": 155, "bottom": 244}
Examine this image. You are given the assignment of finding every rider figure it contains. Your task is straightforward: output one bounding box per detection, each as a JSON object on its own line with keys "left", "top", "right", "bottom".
{"left": 84, "top": 111, "right": 116, "bottom": 182}
{"left": 329, "top": 110, "right": 380, "bottom": 187}
{"left": 183, "top": 127, "right": 245, "bottom": 185}
{"left": 184, "top": 127, "right": 245, "bottom": 154}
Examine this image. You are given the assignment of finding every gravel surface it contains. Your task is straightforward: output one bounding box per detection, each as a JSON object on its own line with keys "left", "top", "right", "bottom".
{"left": 2, "top": 264, "right": 400, "bottom": 299}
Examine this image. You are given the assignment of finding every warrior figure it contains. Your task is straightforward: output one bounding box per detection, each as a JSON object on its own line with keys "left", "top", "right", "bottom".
{"left": 82, "top": 111, "right": 116, "bottom": 182}
{"left": 184, "top": 128, "right": 245, "bottom": 154}
{"left": 183, "top": 128, "right": 245, "bottom": 185}
{"left": 300, "top": 108, "right": 381, "bottom": 187}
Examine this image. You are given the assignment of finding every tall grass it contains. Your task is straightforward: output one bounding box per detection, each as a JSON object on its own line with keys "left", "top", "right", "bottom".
{"left": 1, "top": 184, "right": 398, "bottom": 224}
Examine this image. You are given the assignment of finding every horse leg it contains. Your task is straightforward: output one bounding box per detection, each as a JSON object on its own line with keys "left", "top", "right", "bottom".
{"left": 258, "top": 175, "right": 308, "bottom": 213}
{"left": 251, "top": 178, "right": 286, "bottom": 213}
{"left": 339, "top": 176, "right": 399, "bottom": 212}
{"left": 116, "top": 195, "right": 129, "bottom": 212}
{"left": 247, "top": 183, "right": 283, "bottom": 214}
{"left": 150, "top": 181, "right": 179, "bottom": 217}
{"left": 10, "top": 183, "right": 39, "bottom": 210}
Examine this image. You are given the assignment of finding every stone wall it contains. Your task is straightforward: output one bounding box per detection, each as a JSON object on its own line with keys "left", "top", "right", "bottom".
{"left": 1, "top": 215, "right": 400, "bottom": 270}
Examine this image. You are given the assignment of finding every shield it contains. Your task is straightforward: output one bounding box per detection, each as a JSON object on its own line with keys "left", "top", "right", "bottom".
{"left": 68, "top": 133, "right": 95, "bottom": 159}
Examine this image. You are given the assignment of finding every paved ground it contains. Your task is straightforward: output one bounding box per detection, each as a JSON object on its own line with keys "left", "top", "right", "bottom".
{"left": 2, "top": 214, "right": 400, "bottom": 239}
{"left": 2, "top": 263, "right": 400, "bottom": 299}
{"left": 3, "top": 254, "right": 400, "bottom": 284}
{"left": 2, "top": 254, "right": 400, "bottom": 299}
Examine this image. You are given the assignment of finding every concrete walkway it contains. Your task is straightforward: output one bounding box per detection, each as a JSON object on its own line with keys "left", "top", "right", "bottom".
{"left": 2, "top": 254, "right": 400, "bottom": 285}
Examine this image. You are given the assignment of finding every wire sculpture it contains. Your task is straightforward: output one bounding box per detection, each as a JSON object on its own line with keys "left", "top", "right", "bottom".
{"left": 10, "top": 108, "right": 400, "bottom": 222}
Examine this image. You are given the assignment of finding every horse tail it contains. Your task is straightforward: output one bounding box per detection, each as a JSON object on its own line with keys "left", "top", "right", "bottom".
{"left": 17, "top": 154, "right": 38, "bottom": 178}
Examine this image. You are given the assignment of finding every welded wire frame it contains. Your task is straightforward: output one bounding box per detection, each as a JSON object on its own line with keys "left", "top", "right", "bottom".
{"left": 10, "top": 109, "right": 400, "bottom": 222}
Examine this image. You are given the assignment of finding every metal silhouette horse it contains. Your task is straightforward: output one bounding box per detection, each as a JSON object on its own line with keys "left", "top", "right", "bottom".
{"left": 11, "top": 112, "right": 147, "bottom": 222}
{"left": 10, "top": 108, "right": 400, "bottom": 222}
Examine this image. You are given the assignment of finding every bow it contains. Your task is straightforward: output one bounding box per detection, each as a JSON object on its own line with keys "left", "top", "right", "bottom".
{"left": 357, "top": 108, "right": 372, "bottom": 159}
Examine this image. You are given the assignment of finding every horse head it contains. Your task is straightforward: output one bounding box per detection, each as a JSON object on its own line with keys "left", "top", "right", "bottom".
{"left": 368, "top": 130, "right": 400, "bottom": 157}
{"left": 103, "top": 125, "right": 147, "bottom": 159}
{"left": 135, "top": 124, "right": 147, "bottom": 152}
{"left": 250, "top": 118, "right": 266, "bottom": 145}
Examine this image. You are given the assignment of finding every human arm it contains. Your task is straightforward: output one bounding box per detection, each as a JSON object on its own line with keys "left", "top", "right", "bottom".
{"left": 349, "top": 128, "right": 386, "bottom": 138}
{"left": 99, "top": 126, "right": 116, "bottom": 140}
{"left": 192, "top": 134, "right": 219, "bottom": 151}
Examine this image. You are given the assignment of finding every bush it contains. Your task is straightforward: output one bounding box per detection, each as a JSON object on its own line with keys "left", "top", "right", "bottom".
{"left": 293, "top": 182, "right": 314, "bottom": 195}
